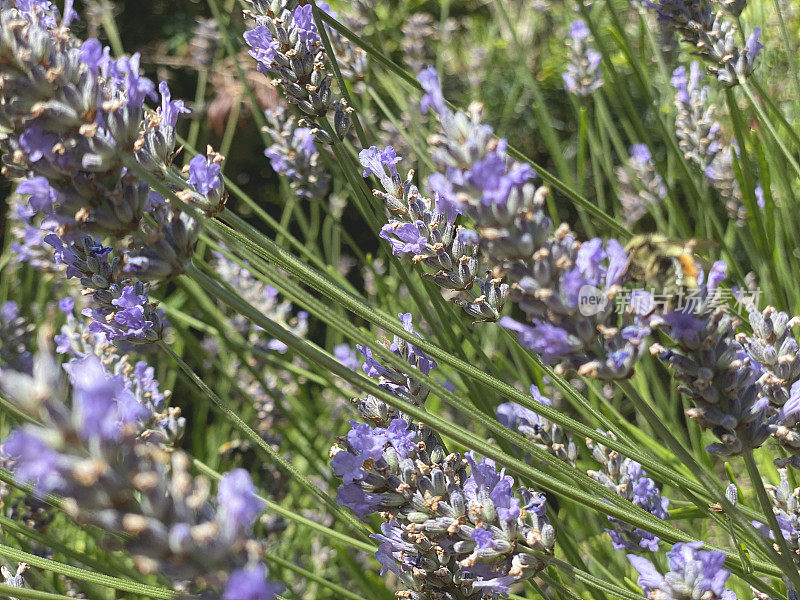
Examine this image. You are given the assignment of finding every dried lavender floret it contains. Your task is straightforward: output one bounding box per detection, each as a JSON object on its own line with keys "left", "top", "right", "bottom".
{"left": 1, "top": 563, "right": 26, "bottom": 590}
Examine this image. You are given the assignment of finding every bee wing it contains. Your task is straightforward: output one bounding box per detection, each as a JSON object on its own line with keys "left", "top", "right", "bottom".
{"left": 684, "top": 238, "right": 718, "bottom": 253}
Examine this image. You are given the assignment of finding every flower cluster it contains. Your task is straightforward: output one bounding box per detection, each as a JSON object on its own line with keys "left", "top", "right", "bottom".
{"left": 416, "top": 67, "right": 654, "bottom": 379}
{"left": 0, "top": 301, "right": 33, "bottom": 373}
{"left": 243, "top": 0, "right": 352, "bottom": 141}
{"left": 738, "top": 305, "right": 800, "bottom": 412}
{"left": 213, "top": 251, "right": 309, "bottom": 354}
{"left": 497, "top": 385, "right": 577, "bottom": 466}
{"left": 332, "top": 314, "right": 556, "bottom": 598}
{"left": 0, "top": 2, "right": 222, "bottom": 343}
{"left": 208, "top": 252, "right": 311, "bottom": 502}
{"left": 753, "top": 469, "right": 800, "bottom": 565}
{"left": 46, "top": 235, "right": 164, "bottom": 343}
{"left": 563, "top": 20, "right": 603, "bottom": 97}
{"left": 401, "top": 13, "right": 439, "bottom": 75}
{"left": 0, "top": 350, "right": 281, "bottom": 599}
{"left": 653, "top": 263, "right": 774, "bottom": 456}
{"left": 54, "top": 300, "right": 184, "bottom": 445}
{"left": 616, "top": 144, "right": 667, "bottom": 227}
{"left": 6, "top": 192, "right": 55, "bottom": 270}
{"left": 739, "top": 305, "right": 800, "bottom": 467}
{"left": 642, "top": 0, "right": 762, "bottom": 85}
{"left": 628, "top": 542, "right": 737, "bottom": 599}
{"left": 672, "top": 63, "right": 745, "bottom": 222}
{"left": 356, "top": 312, "right": 437, "bottom": 409}
{"left": 360, "top": 145, "right": 509, "bottom": 322}
{"left": 587, "top": 433, "right": 670, "bottom": 552}
{"left": 264, "top": 107, "right": 331, "bottom": 201}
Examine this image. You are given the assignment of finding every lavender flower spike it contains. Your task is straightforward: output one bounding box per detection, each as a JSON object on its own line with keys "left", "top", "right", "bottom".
{"left": 418, "top": 67, "right": 653, "bottom": 378}
{"left": 588, "top": 433, "right": 669, "bottom": 552}
{"left": 333, "top": 419, "right": 555, "bottom": 598}
{"left": 497, "top": 385, "right": 577, "bottom": 466}
{"left": 616, "top": 144, "right": 667, "bottom": 226}
{"left": 1, "top": 351, "right": 281, "bottom": 598}
{"left": 360, "top": 143, "right": 507, "bottom": 322}
{"left": 628, "top": 542, "right": 737, "bottom": 599}
{"left": 643, "top": 0, "right": 761, "bottom": 85}
{"left": 563, "top": 20, "right": 603, "bottom": 96}
{"left": 264, "top": 107, "right": 330, "bottom": 202}
{"left": 242, "top": 0, "right": 352, "bottom": 141}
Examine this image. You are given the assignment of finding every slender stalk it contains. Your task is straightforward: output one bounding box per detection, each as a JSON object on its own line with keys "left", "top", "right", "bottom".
{"left": 265, "top": 554, "right": 369, "bottom": 600}
{"left": 0, "top": 544, "right": 173, "bottom": 599}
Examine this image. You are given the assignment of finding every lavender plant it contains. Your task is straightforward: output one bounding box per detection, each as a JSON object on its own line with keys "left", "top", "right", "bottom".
{"left": 1, "top": 349, "right": 281, "bottom": 599}
{"left": 3, "top": 0, "right": 800, "bottom": 598}
{"left": 642, "top": 0, "right": 763, "bottom": 85}
{"left": 616, "top": 144, "right": 667, "bottom": 227}
{"left": 331, "top": 314, "right": 556, "bottom": 598}
{"left": 563, "top": 20, "right": 603, "bottom": 97}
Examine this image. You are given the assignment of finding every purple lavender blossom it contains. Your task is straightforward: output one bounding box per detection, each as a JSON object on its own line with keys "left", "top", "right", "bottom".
{"left": 1, "top": 351, "right": 280, "bottom": 596}
{"left": 334, "top": 418, "right": 555, "bottom": 596}
{"left": 359, "top": 146, "right": 402, "bottom": 197}
{"left": 16, "top": 177, "right": 57, "bottom": 213}
{"left": 1, "top": 430, "right": 66, "bottom": 493}
{"left": 242, "top": 2, "right": 335, "bottom": 118}
{"left": 64, "top": 354, "right": 151, "bottom": 440}
{"left": 188, "top": 154, "right": 222, "bottom": 196}
{"left": 617, "top": 144, "right": 667, "bottom": 226}
{"left": 263, "top": 108, "right": 330, "bottom": 200}
{"left": 419, "top": 66, "right": 448, "bottom": 117}
{"left": 563, "top": 20, "right": 603, "bottom": 96}
{"left": 243, "top": 25, "right": 278, "bottom": 75}
{"left": 627, "top": 542, "right": 736, "bottom": 599}
{"left": 379, "top": 222, "right": 429, "bottom": 257}
{"left": 291, "top": 5, "right": 321, "bottom": 50}
{"left": 643, "top": 0, "right": 760, "bottom": 85}
{"left": 334, "top": 344, "right": 360, "bottom": 370}
{"left": 497, "top": 385, "right": 577, "bottom": 465}
{"left": 217, "top": 468, "right": 266, "bottom": 534}
{"left": 223, "top": 564, "right": 282, "bottom": 600}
